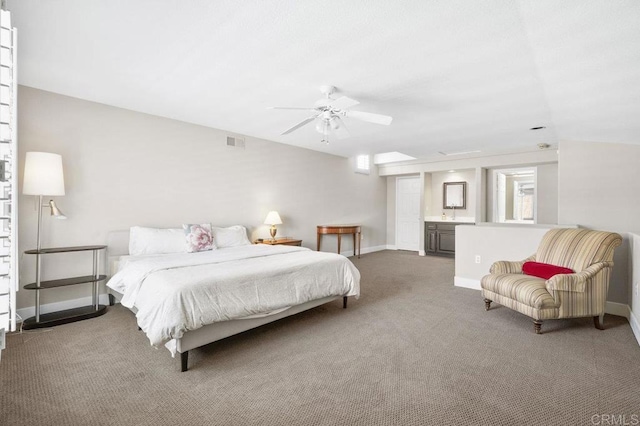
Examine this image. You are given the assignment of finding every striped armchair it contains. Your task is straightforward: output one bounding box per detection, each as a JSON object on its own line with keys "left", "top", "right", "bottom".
{"left": 481, "top": 228, "right": 622, "bottom": 334}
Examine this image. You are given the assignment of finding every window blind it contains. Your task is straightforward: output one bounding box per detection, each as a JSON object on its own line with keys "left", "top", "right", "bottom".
{"left": 0, "top": 7, "right": 17, "bottom": 335}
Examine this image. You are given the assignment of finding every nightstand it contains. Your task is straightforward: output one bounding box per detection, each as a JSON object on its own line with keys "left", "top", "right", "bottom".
{"left": 255, "top": 238, "right": 302, "bottom": 246}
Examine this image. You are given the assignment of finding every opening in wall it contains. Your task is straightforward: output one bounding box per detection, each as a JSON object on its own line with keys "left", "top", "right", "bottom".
{"left": 492, "top": 167, "right": 537, "bottom": 224}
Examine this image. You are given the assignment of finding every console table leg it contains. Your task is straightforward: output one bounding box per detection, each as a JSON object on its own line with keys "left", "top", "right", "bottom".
{"left": 353, "top": 233, "right": 356, "bottom": 257}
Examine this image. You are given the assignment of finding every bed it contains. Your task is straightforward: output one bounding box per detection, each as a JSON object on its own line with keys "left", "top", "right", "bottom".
{"left": 106, "top": 228, "right": 360, "bottom": 371}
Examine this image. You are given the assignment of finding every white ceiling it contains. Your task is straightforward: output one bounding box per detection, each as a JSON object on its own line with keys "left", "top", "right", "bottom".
{"left": 6, "top": 0, "right": 640, "bottom": 159}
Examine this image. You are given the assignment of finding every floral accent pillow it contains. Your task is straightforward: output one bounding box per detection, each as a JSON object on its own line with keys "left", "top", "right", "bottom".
{"left": 183, "top": 223, "right": 215, "bottom": 253}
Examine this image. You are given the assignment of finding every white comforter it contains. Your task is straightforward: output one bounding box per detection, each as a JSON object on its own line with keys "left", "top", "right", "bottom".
{"left": 107, "top": 245, "right": 360, "bottom": 348}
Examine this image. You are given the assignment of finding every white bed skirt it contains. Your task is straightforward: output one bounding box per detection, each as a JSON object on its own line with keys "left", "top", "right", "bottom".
{"left": 108, "top": 290, "right": 341, "bottom": 355}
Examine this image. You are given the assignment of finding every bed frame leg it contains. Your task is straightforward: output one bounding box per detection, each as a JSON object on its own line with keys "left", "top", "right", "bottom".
{"left": 108, "top": 294, "right": 116, "bottom": 306}
{"left": 181, "top": 351, "right": 189, "bottom": 372}
{"left": 343, "top": 296, "right": 348, "bottom": 309}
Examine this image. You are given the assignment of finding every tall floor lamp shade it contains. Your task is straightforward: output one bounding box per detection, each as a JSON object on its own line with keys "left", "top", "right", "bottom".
{"left": 23, "top": 152, "right": 66, "bottom": 251}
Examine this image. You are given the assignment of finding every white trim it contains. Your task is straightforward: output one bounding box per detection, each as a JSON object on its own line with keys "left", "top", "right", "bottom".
{"left": 454, "top": 276, "right": 481, "bottom": 290}
{"left": 605, "top": 301, "right": 630, "bottom": 319}
{"left": 16, "top": 294, "right": 111, "bottom": 322}
{"left": 419, "top": 250, "right": 426, "bottom": 256}
{"left": 629, "top": 309, "right": 640, "bottom": 347}
{"left": 386, "top": 245, "right": 397, "bottom": 250}
{"left": 336, "top": 245, "right": 386, "bottom": 257}
{"left": 359, "top": 245, "right": 386, "bottom": 255}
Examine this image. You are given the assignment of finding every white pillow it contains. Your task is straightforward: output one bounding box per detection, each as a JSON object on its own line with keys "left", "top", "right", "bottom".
{"left": 129, "top": 226, "right": 186, "bottom": 256}
{"left": 211, "top": 225, "right": 251, "bottom": 248}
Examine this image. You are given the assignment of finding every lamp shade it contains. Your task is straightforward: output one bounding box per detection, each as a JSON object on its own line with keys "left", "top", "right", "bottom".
{"left": 23, "top": 152, "right": 65, "bottom": 196}
{"left": 264, "top": 211, "right": 282, "bottom": 225}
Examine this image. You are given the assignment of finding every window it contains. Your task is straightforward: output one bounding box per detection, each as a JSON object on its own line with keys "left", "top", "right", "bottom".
{"left": 355, "top": 155, "right": 370, "bottom": 174}
{"left": 492, "top": 167, "right": 536, "bottom": 224}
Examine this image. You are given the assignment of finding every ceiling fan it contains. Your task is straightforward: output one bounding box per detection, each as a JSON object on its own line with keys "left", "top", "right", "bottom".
{"left": 269, "top": 85, "right": 393, "bottom": 143}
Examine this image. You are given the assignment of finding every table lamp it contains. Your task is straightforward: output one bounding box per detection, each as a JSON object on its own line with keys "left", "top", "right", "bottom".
{"left": 264, "top": 211, "right": 282, "bottom": 242}
{"left": 23, "top": 152, "right": 66, "bottom": 251}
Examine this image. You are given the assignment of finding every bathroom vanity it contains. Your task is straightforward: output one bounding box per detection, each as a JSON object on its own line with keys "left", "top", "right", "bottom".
{"left": 425, "top": 221, "right": 475, "bottom": 257}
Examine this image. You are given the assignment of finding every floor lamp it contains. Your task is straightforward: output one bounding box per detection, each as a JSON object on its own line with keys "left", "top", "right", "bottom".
{"left": 22, "top": 152, "right": 66, "bottom": 322}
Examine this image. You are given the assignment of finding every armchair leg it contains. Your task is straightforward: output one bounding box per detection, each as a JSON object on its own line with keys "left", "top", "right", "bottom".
{"left": 484, "top": 299, "right": 491, "bottom": 311}
{"left": 533, "top": 320, "right": 542, "bottom": 334}
{"left": 594, "top": 315, "right": 605, "bottom": 330}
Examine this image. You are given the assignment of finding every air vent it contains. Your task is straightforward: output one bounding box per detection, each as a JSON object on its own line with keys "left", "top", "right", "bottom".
{"left": 226, "top": 136, "right": 245, "bottom": 149}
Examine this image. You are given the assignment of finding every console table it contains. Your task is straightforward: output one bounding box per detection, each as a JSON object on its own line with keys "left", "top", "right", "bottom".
{"left": 317, "top": 225, "right": 361, "bottom": 258}
{"left": 23, "top": 245, "right": 108, "bottom": 329}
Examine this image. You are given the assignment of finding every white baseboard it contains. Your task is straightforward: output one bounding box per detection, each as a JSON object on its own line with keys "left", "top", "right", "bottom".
{"left": 605, "top": 301, "right": 630, "bottom": 319}
{"left": 630, "top": 309, "right": 640, "bottom": 346}
{"left": 16, "top": 294, "right": 111, "bottom": 323}
{"left": 386, "top": 245, "right": 397, "bottom": 250}
{"left": 360, "top": 245, "right": 387, "bottom": 255}
{"left": 454, "top": 276, "right": 481, "bottom": 290}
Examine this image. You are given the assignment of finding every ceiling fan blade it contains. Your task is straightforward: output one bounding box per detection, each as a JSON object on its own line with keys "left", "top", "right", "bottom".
{"left": 344, "top": 110, "right": 393, "bottom": 125}
{"left": 332, "top": 117, "right": 351, "bottom": 139}
{"left": 281, "top": 115, "right": 318, "bottom": 135}
{"left": 328, "top": 96, "right": 359, "bottom": 110}
{"left": 268, "top": 106, "right": 317, "bottom": 111}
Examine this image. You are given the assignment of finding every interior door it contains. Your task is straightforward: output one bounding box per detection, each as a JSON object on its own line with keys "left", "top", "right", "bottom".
{"left": 396, "top": 176, "right": 421, "bottom": 251}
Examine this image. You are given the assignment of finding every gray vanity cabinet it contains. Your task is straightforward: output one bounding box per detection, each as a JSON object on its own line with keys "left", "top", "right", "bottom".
{"left": 425, "top": 222, "right": 471, "bottom": 257}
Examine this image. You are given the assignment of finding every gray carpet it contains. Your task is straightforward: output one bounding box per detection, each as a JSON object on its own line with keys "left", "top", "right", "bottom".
{"left": 1, "top": 250, "right": 639, "bottom": 425}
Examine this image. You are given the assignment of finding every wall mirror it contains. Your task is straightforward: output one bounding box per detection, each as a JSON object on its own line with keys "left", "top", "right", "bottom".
{"left": 443, "top": 181, "right": 466, "bottom": 209}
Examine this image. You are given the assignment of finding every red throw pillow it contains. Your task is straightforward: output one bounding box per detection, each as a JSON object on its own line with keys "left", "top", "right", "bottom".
{"left": 522, "top": 261, "right": 574, "bottom": 280}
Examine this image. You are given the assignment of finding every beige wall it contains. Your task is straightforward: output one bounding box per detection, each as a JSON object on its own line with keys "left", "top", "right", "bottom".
{"left": 536, "top": 163, "right": 558, "bottom": 224}
{"left": 386, "top": 176, "right": 396, "bottom": 247}
{"left": 16, "top": 87, "right": 387, "bottom": 310}
{"left": 455, "top": 223, "right": 569, "bottom": 288}
{"left": 558, "top": 139, "right": 640, "bottom": 304}
{"left": 427, "top": 170, "right": 476, "bottom": 220}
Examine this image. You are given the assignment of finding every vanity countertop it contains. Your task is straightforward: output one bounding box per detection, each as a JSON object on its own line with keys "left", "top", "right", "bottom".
{"left": 424, "top": 216, "right": 476, "bottom": 223}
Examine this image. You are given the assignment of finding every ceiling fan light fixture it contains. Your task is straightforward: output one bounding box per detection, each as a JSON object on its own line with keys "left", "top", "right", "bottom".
{"left": 272, "top": 85, "right": 393, "bottom": 140}
{"left": 315, "top": 119, "right": 330, "bottom": 134}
